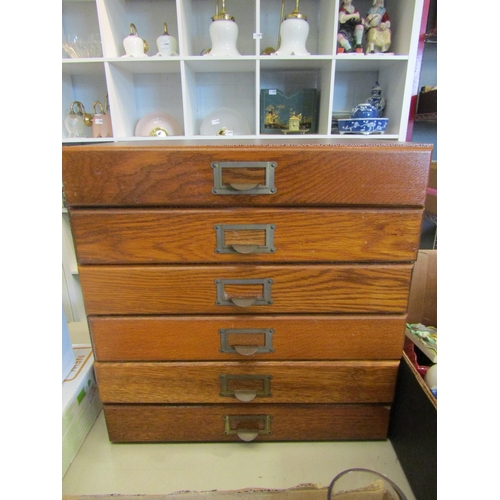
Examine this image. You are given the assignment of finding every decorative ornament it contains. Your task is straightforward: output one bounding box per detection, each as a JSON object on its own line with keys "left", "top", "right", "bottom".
{"left": 363, "top": 0, "right": 391, "bottom": 54}
{"left": 337, "top": 0, "right": 364, "bottom": 53}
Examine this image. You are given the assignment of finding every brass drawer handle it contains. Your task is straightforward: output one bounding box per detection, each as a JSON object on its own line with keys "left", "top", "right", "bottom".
{"left": 229, "top": 183, "right": 259, "bottom": 191}
{"left": 236, "top": 430, "right": 259, "bottom": 442}
{"left": 211, "top": 161, "right": 277, "bottom": 195}
{"left": 231, "top": 244, "right": 259, "bottom": 254}
{"left": 230, "top": 297, "right": 257, "bottom": 308}
{"left": 234, "top": 345, "right": 259, "bottom": 356}
{"left": 219, "top": 328, "right": 275, "bottom": 355}
{"left": 219, "top": 374, "right": 272, "bottom": 400}
{"left": 215, "top": 278, "right": 273, "bottom": 307}
{"left": 234, "top": 390, "right": 257, "bottom": 402}
{"left": 223, "top": 415, "right": 273, "bottom": 442}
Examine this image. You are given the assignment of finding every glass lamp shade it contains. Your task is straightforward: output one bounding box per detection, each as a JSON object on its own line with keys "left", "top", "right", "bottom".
{"left": 274, "top": 18, "right": 310, "bottom": 55}
{"left": 200, "top": 107, "right": 250, "bottom": 136}
{"left": 208, "top": 20, "right": 240, "bottom": 57}
{"left": 92, "top": 113, "right": 113, "bottom": 138}
{"left": 135, "top": 112, "right": 183, "bottom": 137}
{"left": 156, "top": 34, "right": 178, "bottom": 56}
{"left": 64, "top": 113, "right": 86, "bottom": 138}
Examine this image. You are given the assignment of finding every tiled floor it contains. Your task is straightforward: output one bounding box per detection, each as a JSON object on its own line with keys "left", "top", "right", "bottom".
{"left": 62, "top": 411, "right": 416, "bottom": 499}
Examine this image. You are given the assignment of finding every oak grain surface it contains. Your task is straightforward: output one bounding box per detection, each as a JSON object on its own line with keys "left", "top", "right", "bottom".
{"left": 103, "top": 403, "right": 391, "bottom": 442}
{"left": 62, "top": 144, "right": 431, "bottom": 207}
{"left": 70, "top": 208, "right": 422, "bottom": 264}
{"left": 79, "top": 263, "right": 413, "bottom": 315}
{"left": 62, "top": 142, "right": 432, "bottom": 442}
{"left": 89, "top": 314, "right": 407, "bottom": 361}
{"left": 94, "top": 360, "right": 399, "bottom": 404}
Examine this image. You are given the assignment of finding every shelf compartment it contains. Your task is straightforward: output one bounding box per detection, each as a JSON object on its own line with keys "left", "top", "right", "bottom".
{"left": 106, "top": 61, "right": 184, "bottom": 139}
{"left": 96, "top": 0, "right": 179, "bottom": 58}
{"left": 183, "top": 60, "right": 257, "bottom": 137}
{"left": 330, "top": 0, "right": 418, "bottom": 56}
{"left": 332, "top": 59, "right": 409, "bottom": 138}
{"left": 62, "top": 61, "right": 109, "bottom": 139}
{"left": 62, "top": 0, "right": 102, "bottom": 60}
{"left": 260, "top": 59, "right": 333, "bottom": 136}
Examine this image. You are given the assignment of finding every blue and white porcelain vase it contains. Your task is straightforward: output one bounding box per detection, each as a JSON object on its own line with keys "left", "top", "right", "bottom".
{"left": 367, "top": 81, "right": 386, "bottom": 118}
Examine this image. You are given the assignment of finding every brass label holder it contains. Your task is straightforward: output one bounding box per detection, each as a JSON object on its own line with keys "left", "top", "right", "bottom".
{"left": 219, "top": 374, "right": 273, "bottom": 401}
{"left": 215, "top": 278, "right": 273, "bottom": 307}
{"left": 211, "top": 161, "right": 277, "bottom": 195}
{"left": 219, "top": 328, "right": 275, "bottom": 355}
{"left": 214, "top": 224, "right": 276, "bottom": 254}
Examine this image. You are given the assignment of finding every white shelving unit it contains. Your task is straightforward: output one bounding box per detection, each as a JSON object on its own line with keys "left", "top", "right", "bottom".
{"left": 62, "top": 0, "right": 424, "bottom": 143}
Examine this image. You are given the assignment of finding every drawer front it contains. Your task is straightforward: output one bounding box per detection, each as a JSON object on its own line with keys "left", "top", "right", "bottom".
{"left": 103, "top": 403, "right": 391, "bottom": 442}
{"left": 62, "top": 144, "right": 432, "bottom": 207}
{"left": 71, "top": 208, "right": 423, "bottom": 264}
{"left": 89, "top": 315, "right": 406, "bottom": 361}
{"left": 94, "top": 361, "right": 399, "bottom": 404}
{"left": 79, "top": 263, "right": 413, "bottom": 315}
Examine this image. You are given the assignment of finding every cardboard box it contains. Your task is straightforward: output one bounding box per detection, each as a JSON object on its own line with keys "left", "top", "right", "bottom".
{"left": 425, "top": 161, "right": 437, "bottom": 217}
{"left": 406, "top": 249, "right": 437, "bottom": 327}
{"left": 62, "top": 345, "right": 102, "bottom": 477}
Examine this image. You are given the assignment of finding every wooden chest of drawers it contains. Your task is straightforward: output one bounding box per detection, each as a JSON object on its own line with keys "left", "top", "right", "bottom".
{"left": 62, "top": 141, "right": 432, "bottom": 443}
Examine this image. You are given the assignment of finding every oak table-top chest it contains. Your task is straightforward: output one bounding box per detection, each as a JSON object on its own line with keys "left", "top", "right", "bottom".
{"left": 62, "top": 141, "right": 432, "bottom": 443}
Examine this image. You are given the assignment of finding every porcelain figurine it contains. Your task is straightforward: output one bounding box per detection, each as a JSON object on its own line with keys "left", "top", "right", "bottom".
{"left": 337, "top": 0, "right": 364, "bottom": 53}
{"left": 366, "top": 81, "right": 386, "bottom": 117}
{"left": 207, "top": 0, "right": 240, "bottom": 57}
{"left": 274, "top": 0, "right": 310, "bottom": 56}
{"left": 363, "top": 0, "right": 391, "bottom": 54}
{"left": 123, "top": 23, "right": 148, "bottom": 57}
{"left": 156, "top": 22, "right": 178, "bottom": 56}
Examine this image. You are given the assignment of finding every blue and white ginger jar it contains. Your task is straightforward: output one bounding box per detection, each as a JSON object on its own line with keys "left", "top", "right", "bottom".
{"left": 351, "top": 103, "right": 378, "bottom": 119}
